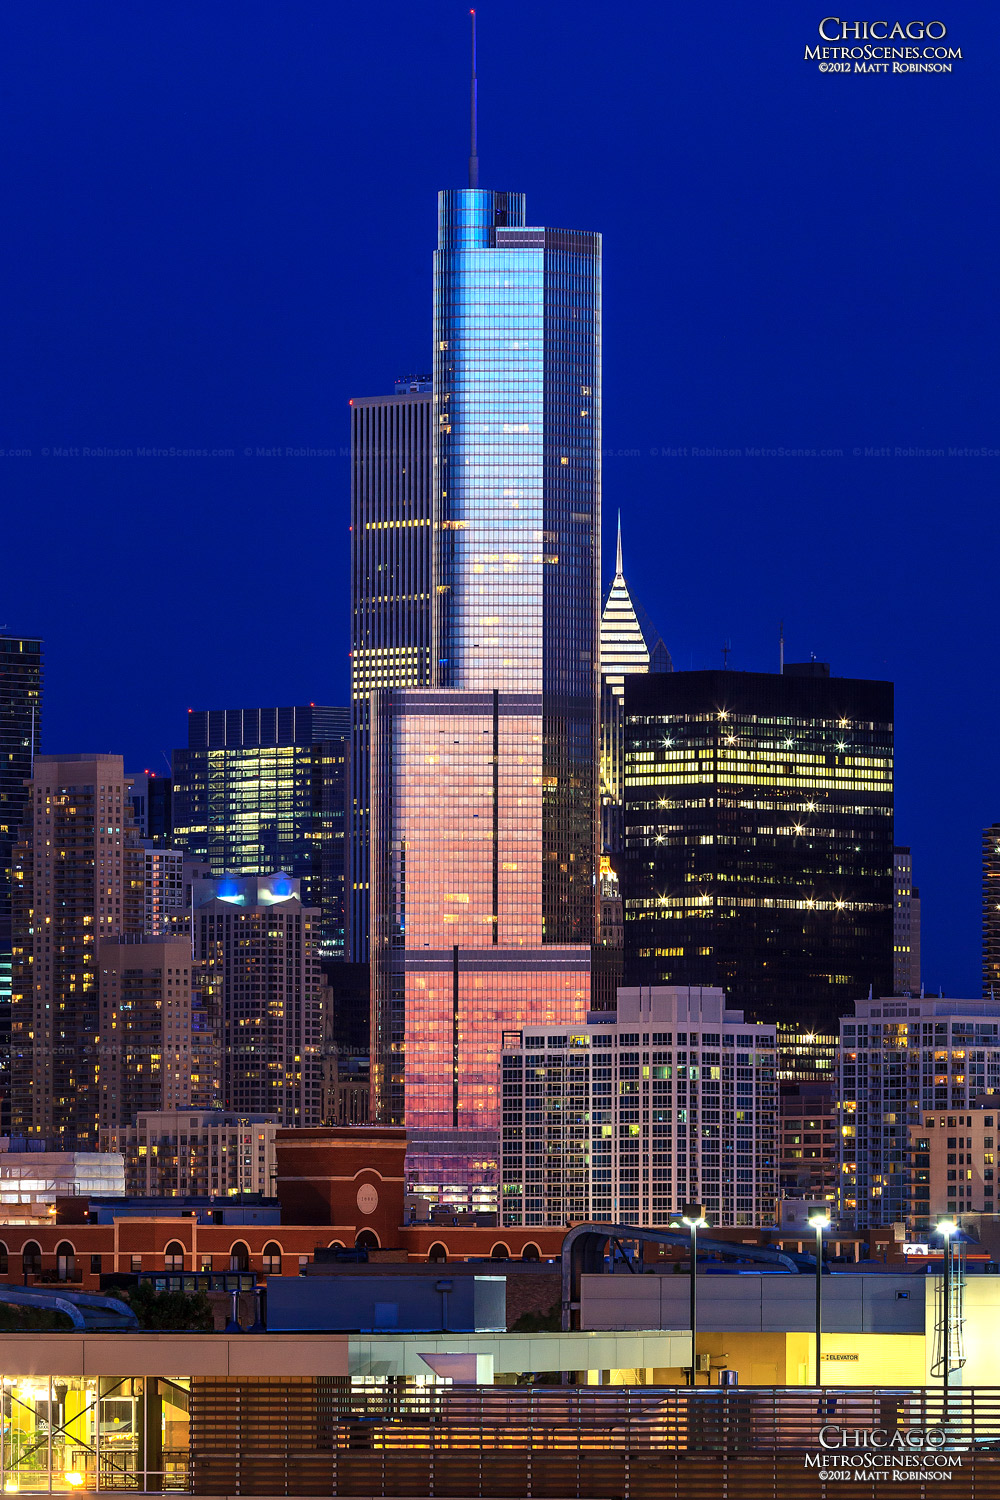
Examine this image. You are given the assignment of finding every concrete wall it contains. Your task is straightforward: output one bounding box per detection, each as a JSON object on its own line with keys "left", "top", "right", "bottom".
{"left": 581, "top": 1272, "right": 926, "bottom": 1334}
{"left": 266, "top": 1273, "right": 506, "bottom": 1333}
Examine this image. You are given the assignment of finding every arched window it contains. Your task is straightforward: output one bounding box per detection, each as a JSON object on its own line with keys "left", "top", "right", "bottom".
{"left": 164, "top": 1241, "right": 184, "bottom": 1272}
{"left": 490, "top": 1242, "right": 510, "bottom": 1261}
{"left": 328, "top": 1241, "right": 344, "bottom": 1251}
{"left": 355, "top": 1230, "right": 380, "bottom": 1251}
{"left": 427, "top": 1242, "right": 448, "bottom": 1263}
{"left": 262, "top": 1242, "right": 282, "bottom": 1274}
{"left": 229, "top": 1241, "right": 250, "bottom": 1273}
{"left": 56, "top": 1242, "right": 76, "bottom": 1281}
{"left": 521, "top": 1243, "right": 541, "bottom": 1262}
{"left": 22, "top": 1241, "right": 42, "bottom": 1276}
{"left": 0, "top": 1243, "right": 8, "bottom": 1275}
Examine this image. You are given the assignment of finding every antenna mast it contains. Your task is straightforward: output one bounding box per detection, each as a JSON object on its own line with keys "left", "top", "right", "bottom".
{"left": 779, "top": 620, "right": 784, "bottom": 675}
{"left": 468, "top": 10, "right": 479, "bottom": 188}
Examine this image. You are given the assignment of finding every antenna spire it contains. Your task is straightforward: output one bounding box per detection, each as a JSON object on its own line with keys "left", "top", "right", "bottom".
{"left": 615, "top": 511, "right": 623, "bottom": 577}
{"left": 468, "top": 11, "right": 479, "bottom": 189}
{"left": 779, "top": 620, "right": 784, "bottom": 675}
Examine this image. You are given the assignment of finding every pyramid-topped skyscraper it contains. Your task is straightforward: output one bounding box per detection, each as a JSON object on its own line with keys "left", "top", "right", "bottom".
{"left": 599, "top": 516, "right": 671, "bottom": 856}
{"left": 600, "top": 514, "right": 672, "bottom": 697}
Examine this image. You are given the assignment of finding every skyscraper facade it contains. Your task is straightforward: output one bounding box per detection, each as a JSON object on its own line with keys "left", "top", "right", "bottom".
{"left": 0, "top": 634, "right": 41, "bottom": 1130}
{"left": 983, "top": 824, "right": 1000, "bottom": 999}
{"left": 97, "top": 936, "right": 199, "bottom": 1131}
{"left": 623, "top": 665, "right": 894, "bottom": 1027}
{"left": 191, "top": 873, "right": 323, "bottom": 1126}
{"left": 349, "top": 377, "right": 433, "bottom": 959}
{"left": 893, "top": 845, "right": 921, "bottom": 995}
{"left": 839, "top": 992, "right": 1000, "bottom": 1227}
{"left": 171, "top": 706, "right": 349, "bottom": 961}
{"left": 371, "top": 188, "right": 601, "bottom": 1163}
{"left": 10, "top": 754, "right": 145, "bottom": 1147}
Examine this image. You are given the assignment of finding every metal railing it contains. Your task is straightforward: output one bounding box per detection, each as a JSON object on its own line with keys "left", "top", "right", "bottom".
{"left": 187, "top": 1382, "right": 1000, "bottom": 1497}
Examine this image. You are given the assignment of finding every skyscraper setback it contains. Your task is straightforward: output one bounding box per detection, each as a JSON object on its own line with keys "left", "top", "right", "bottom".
{"left": 370, "top": 186, "right": 601, "bottom": 1182}
{"left": 349, "top": 376, "right": 433, "bottom": 960}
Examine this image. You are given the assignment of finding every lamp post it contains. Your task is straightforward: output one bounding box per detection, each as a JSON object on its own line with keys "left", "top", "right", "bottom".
{"left": 808, "top": 1210, "right": 831, "bottom": 1387}
{"left": 681, "top": 1203, "right": 708, "bottom": 1386}
{"left": 936, "top": 1216, "right": 957, "bottom": 1394}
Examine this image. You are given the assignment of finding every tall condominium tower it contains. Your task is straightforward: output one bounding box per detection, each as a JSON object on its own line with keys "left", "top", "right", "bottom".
{"left": 10, "top": 754, "right": 144, "bottom": 1146}
{"left": 893, "top": 845, "right": 921, "bottom": 995}
{"left": 623, "top": 665, "right": 894, "bottom": 1027}
{"left": 371, "top": 187, "right": 601, "bottom": 1174}
{"left": 0, "top": 633, "right": 42, "bottom": 1128}
{"left": 96, "top": 936, "right": 200, "bottom": 1132}
{"left": 349, "top": 375, "right": 433, "bottom": 959}
{"left": 501, "top": 987, "right": 778, "bottom": 1230}
{"left": 839, "top": 992, "right": 1000, "bottom": 1227}
{"left": 599, "top": 517, "right": 671, "bottom": 858}
{"left": 171, "top": 706, "right": 349, "bottom": 961}
{"left": 191, "top": 874, "right": 323, "bottom": 1126}
{"left": 983, "top": 825, "right": 1000, "bottom": 998}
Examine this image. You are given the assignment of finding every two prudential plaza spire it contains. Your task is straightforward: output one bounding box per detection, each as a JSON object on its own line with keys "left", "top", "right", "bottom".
{"left": 358, "top": 14, "right": 603, "bottom": 1201}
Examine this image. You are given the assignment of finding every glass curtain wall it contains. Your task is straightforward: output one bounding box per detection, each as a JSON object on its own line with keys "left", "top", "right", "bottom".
{"left": 0, "top": 1377, "right": 189, "bottom": 1492}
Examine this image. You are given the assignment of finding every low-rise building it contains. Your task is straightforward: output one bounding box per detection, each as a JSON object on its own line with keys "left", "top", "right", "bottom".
{"left": 102, "top": 1109, "right": 278, "bottom": 1198}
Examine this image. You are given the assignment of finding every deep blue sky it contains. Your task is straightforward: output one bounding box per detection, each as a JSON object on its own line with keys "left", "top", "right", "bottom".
{"left": 2, "top": 4, "right": 997, "bottom": 993}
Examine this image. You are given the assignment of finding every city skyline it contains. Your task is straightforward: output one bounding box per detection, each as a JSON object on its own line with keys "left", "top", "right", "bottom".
{"left": 2, "top": 4, "right": 997, "bottom": 996}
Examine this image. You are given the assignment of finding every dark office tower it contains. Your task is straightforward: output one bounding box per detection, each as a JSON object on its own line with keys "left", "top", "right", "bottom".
{"left": 623, "top": 665, "right": 894, "bottom": 1027}
{"left": 983, "top": 825, "right": 1000, "bottom": 998}
{"left": 349, "top": 375, "right": 433, "bottom": 960}
{"left": 171, "top": 706, "right": 349, "bottom": 961}
{"left": 0, "top": 634, "right": 41, "bottom": 1130}
{"left": 127, "top": 771, "right": 172, "bottom": 845}
{"left": 11, "top": 754, "right": 145, "bottom": 1147}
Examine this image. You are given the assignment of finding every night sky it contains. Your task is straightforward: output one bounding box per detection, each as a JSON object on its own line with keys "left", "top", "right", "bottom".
{"left": 2, "top": 4, "right": 997, "bottom": 993}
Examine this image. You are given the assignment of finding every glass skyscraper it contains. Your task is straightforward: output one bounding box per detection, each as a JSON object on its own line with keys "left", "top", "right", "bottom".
{"left": 371, "top": 189, "right": 601, "bottom": 1177}
{"left": 349, "top": 377, "right": 433, "bottom": 961}
{"left": 171, "top": 706, "right": 349, "bottom": 961}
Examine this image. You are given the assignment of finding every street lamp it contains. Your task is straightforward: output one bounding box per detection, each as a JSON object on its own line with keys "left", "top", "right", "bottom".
{"left": 936, "top": 1216, "right": 958, "bottom": 1394}
{"left": 807, "top": 1210, "right": 832, "bottom": 1387}
{"left": 681, "top": 1203, "right": 709, "bottom": 1386}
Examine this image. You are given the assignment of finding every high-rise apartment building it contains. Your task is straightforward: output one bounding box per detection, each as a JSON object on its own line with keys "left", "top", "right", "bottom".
{"left": 599, "top": 520, "right": 671, "bottom": 859}
{"left": 10, "top": 754, "right": 144, "bottom": 1147}
{"left": 0, "top": 634, "right": 41, "bottom": 1128}
{"left": 776, "top": 1022, "right": 838, "bottom": 1204}
{"left": 500, "top": 986, "right": 778, "bottom": 1229}
{"left": 983, "top": 825, "right": 1000, "bottom": 998}
{"left": 907, "top": 1101, "right": 1000, "bottom": 1228}
{"left": 349, "top": 376, "right": 433, "bottom": 960}
{"left": 893, "top": 846, "right": 921, "bottom": 995}
{"left": 172, "top": 706, "right": 349, "bottom": 961}
{"left": 191, "top": 874, "right": 323, "bottom": 1126}
{"left": 371, "top": 187, "right": 602, "bottom": 1187}
{"left": 623, "top": 665, "right": 894, "bottom": 1027}
{"left": 838, "top": 992, "right": 1000, "bottom": 1227}
{"left": 97, "top": 936, "right": 199, "bottom": 1132}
